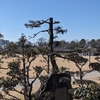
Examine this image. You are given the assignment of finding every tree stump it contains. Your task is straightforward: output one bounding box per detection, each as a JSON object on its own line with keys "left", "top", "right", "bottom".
{"left": 35, "top": 73, "right": 73, "bottom": 100}
{"left": 55, "top": 87, "right": 68, "bottom": 100}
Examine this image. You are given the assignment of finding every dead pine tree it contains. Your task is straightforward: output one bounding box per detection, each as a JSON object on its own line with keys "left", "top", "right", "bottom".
{"left": 25, "top": 17, "right": 67, "bottom": 74}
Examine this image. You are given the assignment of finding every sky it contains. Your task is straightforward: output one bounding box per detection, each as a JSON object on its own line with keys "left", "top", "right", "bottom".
{"left": 0, "top": 0, "right": 100, "bottom": 42}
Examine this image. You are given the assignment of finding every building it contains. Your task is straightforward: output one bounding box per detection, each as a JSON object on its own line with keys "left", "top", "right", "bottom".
{"left": 0, "top": 39, "right": 10, "bottom": 49}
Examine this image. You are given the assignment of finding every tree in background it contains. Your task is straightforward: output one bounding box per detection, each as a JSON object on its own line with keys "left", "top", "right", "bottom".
{"left": 36, "top": 37, "right": 47, "bottom": 48}
{"left": 66, "top": 53, "right": 88, "bottom": 86}
{"left": 78, "top": 39, "right": 86, "bottom": 48}
{"left": 96, "top": 39, "right": 100, "bottom": 48}
{"left": 0, "top": 29, "right": 3, "bottom": 38}
{"left": 25, "top": 17, "right": 67, "bottom": 73}
{"left": 69, "top": 40, "right": 77, "bottom": 50}
{"left": 0, "top": 34, "right": 44, "bottom": 100}
{"left": 73, "top": 58, "right": 100, "bottom": 100}
{"left": 88, "top": 39, "right": 96, "bottom": 48}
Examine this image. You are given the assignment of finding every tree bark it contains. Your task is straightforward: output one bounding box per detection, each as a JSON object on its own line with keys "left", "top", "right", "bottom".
{"left": 49, "top": 17, "right": 59, "bottom": 73}
{"left": 22, "top": 41, "right": 27, "bottom": 100}
{"left": 79, "top": 68, "right": 83, "bottom": 86}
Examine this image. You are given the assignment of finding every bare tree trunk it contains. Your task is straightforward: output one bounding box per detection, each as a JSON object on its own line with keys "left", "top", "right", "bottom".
{"left": 22, "top": 42, "right": 27, "bottom": 100}
{"left": 49, "top": 17, "right": 59, "bottom": 73}
{"left": 79, "top": 68, "right": 83, "bottom": 86}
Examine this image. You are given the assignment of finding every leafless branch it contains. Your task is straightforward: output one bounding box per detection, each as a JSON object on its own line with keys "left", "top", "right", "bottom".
{"left": 0, "top": 66, "right": 8, "bottom": 70}
{"left": 7, "top": 92, "right": 21, "bottom": 100}
{"left": 82, "top": 69, "right": 94, "bottom": 77}
{"left": 29, "top": 74, "right": 38, "bottom": 96}
{"left": 13, "top": 88, "right": 24, "bottom": 95}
